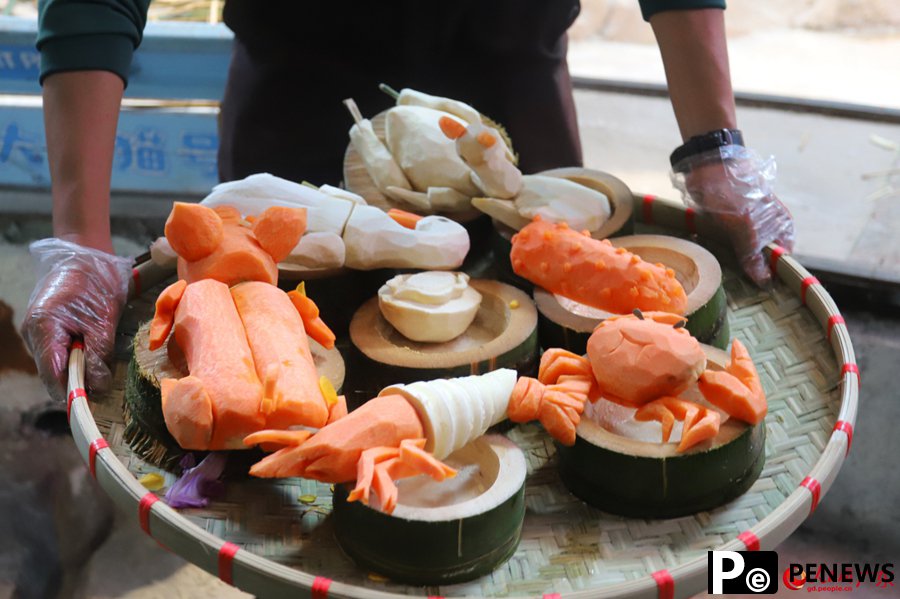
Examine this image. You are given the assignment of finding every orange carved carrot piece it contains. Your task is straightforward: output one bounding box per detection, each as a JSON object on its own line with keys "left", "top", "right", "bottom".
{"left": 387, "top": 208, "right": 423, "bottom": 230}
{"left": 349, "top": 446, "right": 400, "bottom": 504}
{"left": 551, "top": 375, "right": 594, "bottom": 401}
{"left": 247, "top": 394, "right": 424, "bottom": 482}
{"left": 163, "top": 279, "right": 265, "bottom": 449}
{"left": 327, "top": 395, "right": 348, "bottom": 424}
{"left": 509, "top": 375, "right": 586, "bottom": 446}
{"left": 698, "top": 339, "right": 767, "bottom": 425}
{"left": 165, "top": 202, "right": 223, "bottom": 261}
{"left": 510, "top": 217, "right": 687, "bottom": 314}
{"left": 634, "top": 399, "right": 677, "bottom": 442}
{"left": 160, "top": 376, "right": 214, "bottom": 449}
{"left": 508, "top": 377, "right": 543, "bottom": 423}
{"left": 288, "top": 285, "right": 336, "bottom": 350}
{"left": 634, "top": 397, "right": 721, "bottom": 452}
{"left": 439, "top": 116, "right": 467, "bottom": 140}
{"left": 177, "top": 224, "right": 278, "bottom": 285}
{"left": 233, "top": 282, "right": 329, "bottom": 430}
{"left": 543, "top": 388, "right": 588, "bottom": 413}
{"left": 398, "top": 438, "right": 457, "bottom": 481}
{"left": 538, "top": 401, "right": 579, "bottom": 446}
{"left": 372, "top": 459, "right": 403, "bottom": 514}
{"left": 538, "top": 348, "right": 591, "bottom": 384}
{"left": 251, "top": 205, "right": 307, "bottom": 263}
{"left": 678, "top": 408, "right": 721, "bottom": 452}
{"left": 149, "top": 279, "right": 187, "bottom": 351}
{"left": 243, "top": 429, "right": 313, "bottom": 452}
{"left": 347, "top": 439, "right": 455, "bottom": 514}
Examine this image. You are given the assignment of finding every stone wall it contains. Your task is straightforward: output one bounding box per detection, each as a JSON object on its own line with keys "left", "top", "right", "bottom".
{"left": 569, "top": 0, "right": 900, "bottom": 45}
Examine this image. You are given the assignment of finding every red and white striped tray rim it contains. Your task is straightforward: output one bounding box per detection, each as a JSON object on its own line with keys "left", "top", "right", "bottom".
{"left": 67, "top": 195, "right": 857, "bottom": 599}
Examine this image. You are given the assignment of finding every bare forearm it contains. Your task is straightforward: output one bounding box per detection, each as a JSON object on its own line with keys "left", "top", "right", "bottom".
{"left": 43, "top": 71, "right": 124, "bottom": 253}
{"left": 650, "top": 9, "right": 736, "bottom": 140}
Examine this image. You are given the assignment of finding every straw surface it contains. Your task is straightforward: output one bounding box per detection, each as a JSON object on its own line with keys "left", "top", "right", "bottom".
{"left": 82, "top": 222, "right": 846, "bottom": 597}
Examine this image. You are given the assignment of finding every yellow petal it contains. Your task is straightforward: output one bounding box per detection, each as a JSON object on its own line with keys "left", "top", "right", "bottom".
{"left": 319, "top": 376, "right": 338, "bottom": 406}
{"left": 138, "top": 472, "right": 165, "bottom": 492}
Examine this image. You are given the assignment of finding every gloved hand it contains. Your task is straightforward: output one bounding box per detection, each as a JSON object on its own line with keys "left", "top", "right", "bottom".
{"left": 671, "top": 145, "right": 795, "bottom": 287}
{"left": 21, "top": 238, "right": 132, "bottom": 403}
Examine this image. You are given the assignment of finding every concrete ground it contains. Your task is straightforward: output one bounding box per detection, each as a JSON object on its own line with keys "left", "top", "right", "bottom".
{"left": 575, "top": 90, "right": 900, "bottom": 282}
{"left": 568, "top": 0, "right": 900, "bottom": 110}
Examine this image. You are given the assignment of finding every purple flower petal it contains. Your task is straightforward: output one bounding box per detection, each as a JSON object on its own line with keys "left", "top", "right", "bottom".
{"left": 179, "top": 452, "right": 197, "bottom": 470}
{"left": 165, "top": 452, "right": 227, "bottom": 509}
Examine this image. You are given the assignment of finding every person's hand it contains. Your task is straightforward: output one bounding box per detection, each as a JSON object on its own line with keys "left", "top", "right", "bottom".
{"left": 672, "top": 145, "right": 795, "bottom": 287}
{"left": 21, "top": 238, "right": 132, "bottom": 403}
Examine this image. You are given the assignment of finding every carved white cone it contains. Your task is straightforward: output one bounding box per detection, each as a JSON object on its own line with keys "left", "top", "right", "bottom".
{"left": 381, "top": 369, "right": 517, "bottom": 460}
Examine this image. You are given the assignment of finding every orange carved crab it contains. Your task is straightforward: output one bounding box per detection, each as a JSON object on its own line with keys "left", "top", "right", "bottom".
{"left": 512, "top": 310, "right": 767, "bottom": 451}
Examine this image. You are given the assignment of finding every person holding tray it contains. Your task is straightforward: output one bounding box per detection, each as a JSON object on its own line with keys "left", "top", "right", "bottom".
{"left": 23, "top": 0, "right": 794, "bottom": 402}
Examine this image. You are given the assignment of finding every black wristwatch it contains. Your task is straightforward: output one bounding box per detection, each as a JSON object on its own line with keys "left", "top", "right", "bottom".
{"left": 670, "top": 128, "right": 744, "bottom": 172}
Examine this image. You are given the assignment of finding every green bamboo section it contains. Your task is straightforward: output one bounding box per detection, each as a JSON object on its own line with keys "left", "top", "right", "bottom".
{"left": 554, "top": 344, "right": 764, "bottom": 518}
{"left": 124, "top": 321, "right": 346, "bottom": 468}
{"left": 332, "top": 436, "right": 527, "bottom": 585}
{"left": 534, "top": 283, "right": 729, "bottom": 354}
{"left": 557, "top": 421, "right": 765, "bottom": 518}
{"left": 123, "top": 349, "right": 185, "bottom": 469}
{"left": 334, "top": 485, "right": 524, "bottom": 584}
{"left": 532, "top": 233, "right": 730, "bottom": 354}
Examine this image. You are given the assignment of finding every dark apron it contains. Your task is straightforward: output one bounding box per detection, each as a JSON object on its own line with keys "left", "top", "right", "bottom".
{"left": 218, "top": 0, "right": 583, "bottom": 185}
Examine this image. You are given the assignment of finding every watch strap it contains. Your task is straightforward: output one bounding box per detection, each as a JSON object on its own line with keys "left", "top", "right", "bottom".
{"left": 670, "top": 128, "right": 744, "bottom": 170}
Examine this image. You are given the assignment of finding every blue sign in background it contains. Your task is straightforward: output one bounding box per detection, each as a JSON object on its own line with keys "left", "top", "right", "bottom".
{"left": 0, "top": 17, "right": 231, "bottom": 196}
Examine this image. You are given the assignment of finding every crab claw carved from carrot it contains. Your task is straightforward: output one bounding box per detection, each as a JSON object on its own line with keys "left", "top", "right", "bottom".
{"left": 634, "top": 397, "right": 722, "bottom": 452}
{"left": 538, "top": 348, "right": 593, "bottom": 384}
{"left": 536, "top": 347, "right": 603, "bottom": 401}
{"left": 508, "top": 375, "right": 590, "bottom": 446}
{"left": 697, "top": 338, "right": 767, "bottom": 425}
{"left": 347, "top": 438, "right": 457, "bottom": 514}
{"left": 507, "top": 347, "right": 598, "bottom": 445}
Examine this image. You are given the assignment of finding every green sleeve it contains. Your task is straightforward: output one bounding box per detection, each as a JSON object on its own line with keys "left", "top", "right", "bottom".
{"left": 36, "top": 0, "right": 152, "bottom": 86}
{"left": 638, "top": 0, "right": 726, "bottom": 22}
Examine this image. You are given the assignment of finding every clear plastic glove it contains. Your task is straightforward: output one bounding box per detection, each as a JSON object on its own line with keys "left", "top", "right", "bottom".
{"left": 21, "top": 238, "right": 132, "bottom": 403}
{"left": 671, "top": 145, "right": 795, "bottom": 287}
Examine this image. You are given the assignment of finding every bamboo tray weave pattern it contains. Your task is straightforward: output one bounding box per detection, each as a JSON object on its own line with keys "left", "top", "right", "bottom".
{"left": 66, "top": 195, "right": 858, "bottom": 599}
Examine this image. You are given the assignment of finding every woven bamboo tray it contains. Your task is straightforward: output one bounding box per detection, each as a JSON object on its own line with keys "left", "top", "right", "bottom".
{"left": 66, "top": 195, "right": 858, "bottom": 599}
